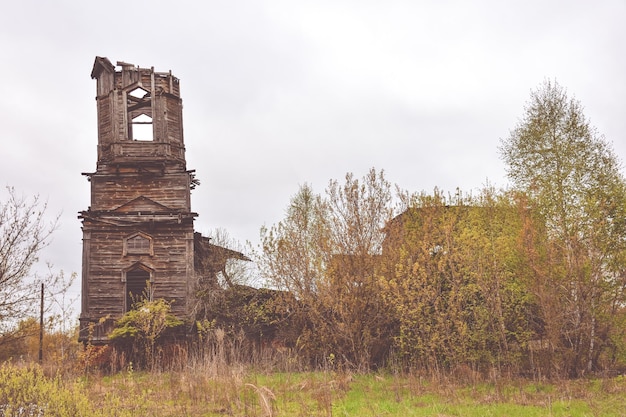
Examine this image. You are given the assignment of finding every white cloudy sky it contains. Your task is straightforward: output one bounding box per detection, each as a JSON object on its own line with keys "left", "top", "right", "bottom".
{"left": 1, "top": 0, "right": 625, "bottom": 304}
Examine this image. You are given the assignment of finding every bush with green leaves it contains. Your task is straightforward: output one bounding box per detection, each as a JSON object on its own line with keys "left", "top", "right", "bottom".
{"left": 0, "top": 363, "right": 91, "bottom": 416}
{"left": 109, "top": 298, "right": 183, "bottom": 370}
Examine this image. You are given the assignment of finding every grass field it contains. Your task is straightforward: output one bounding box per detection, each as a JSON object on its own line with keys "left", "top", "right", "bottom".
{"left": 2, "top": 362, "right": 626, "bottom": 416}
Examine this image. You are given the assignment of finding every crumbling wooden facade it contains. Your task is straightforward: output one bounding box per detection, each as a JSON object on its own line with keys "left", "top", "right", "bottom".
{"left": 79, "top": 57, "right": 245, "bottom": 343}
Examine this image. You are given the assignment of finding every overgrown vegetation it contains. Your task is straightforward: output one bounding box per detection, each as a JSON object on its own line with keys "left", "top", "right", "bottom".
{"left": 108, "top": 298, "right": 183, "bottom": 370}
{"left": 255, "top": 80, "right": 626, "bottom": 376}
{"left": 2, "top": 360, "right": 626, "bottom": 416}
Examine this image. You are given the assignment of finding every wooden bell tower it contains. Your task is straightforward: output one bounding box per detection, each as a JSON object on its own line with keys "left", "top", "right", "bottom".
{"left": 79, "top": 57, "right": 198, "bottom": 343}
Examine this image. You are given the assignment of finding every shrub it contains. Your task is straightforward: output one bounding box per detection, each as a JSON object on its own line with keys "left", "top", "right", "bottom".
{"left": 108, "top": 298, "right": 183, "bottom": 370}
{"left": 0, "top": 363, "right": 91, "bottom": 416}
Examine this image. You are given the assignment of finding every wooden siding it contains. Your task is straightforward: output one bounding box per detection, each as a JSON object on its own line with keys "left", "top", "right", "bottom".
{"left": 164, "top": 95, "right": 184, "bottom": 145}
{"left": 89, "top": 171, "right": 191, "bottom": 211}
{"left": 81, "top": 223, "right": 194, "bottom": 319}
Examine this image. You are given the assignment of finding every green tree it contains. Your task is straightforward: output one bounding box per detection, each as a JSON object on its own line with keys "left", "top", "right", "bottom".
{"left": 380, "top": 188, "right": 537, "bottom": 374}
{"left": 499, "top": 80, "right": 626, "bottom": 376}
{"left": 260, "top": 183, "right": 330, "bottom": 301}
{"left": 455, "top": 188, "right": 540, "bottom": 373}
{"left": 109, "top": 298, "right": 183, "bottom": 370}
{"left": 259, "top": 183, "right": 335, "bottom": 366}
{"left": 379, "top": 190, "right": 460, "bottom": 370}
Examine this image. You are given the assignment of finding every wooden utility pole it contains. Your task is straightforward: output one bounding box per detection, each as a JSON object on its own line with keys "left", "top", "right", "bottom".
{"left": 39, "top": 282, "right": 43, "bottom": 364}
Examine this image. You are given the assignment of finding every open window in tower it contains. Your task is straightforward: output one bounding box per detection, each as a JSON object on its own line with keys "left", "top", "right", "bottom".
{"left": 127, "top": 86, "right": 153, "bottom": 141}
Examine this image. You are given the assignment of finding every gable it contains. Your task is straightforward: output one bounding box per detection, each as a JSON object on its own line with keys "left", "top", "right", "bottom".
{"left": 112, "top": 196, "right": 173, "bottom": 213}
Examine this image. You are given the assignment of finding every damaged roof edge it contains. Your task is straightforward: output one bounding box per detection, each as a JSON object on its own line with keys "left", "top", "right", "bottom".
{"left": 194, "top": 232, "right": 252, "bottom": 262}
{"left": 90, "top": 56, "right": 115, "bottom": 79}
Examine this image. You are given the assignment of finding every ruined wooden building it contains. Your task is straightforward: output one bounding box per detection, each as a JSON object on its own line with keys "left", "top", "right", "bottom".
{"left": 79, "top": 57, "right": 247, "bottom": 343}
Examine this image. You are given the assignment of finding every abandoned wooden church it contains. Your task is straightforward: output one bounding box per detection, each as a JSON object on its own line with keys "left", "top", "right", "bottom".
{"left": 78, "top": 57, "right": 247, "bottom": 343}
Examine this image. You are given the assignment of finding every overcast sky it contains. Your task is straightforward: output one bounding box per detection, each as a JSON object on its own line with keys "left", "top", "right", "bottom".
{"left": 1, "top": 0, "right": 625, "bottom": 305}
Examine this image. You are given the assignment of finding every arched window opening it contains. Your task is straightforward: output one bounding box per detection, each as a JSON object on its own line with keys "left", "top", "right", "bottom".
{"left": 126, "top": 268, "right": 150, "bottom": 311}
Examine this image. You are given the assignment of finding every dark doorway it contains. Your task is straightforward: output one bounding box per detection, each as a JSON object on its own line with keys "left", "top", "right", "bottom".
{"left": 126, "top": 269, "right": 150, "bottom": 311}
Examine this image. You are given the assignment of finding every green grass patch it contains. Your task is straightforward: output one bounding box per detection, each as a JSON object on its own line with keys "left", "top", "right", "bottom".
{"left": 2, "top": 362, "right": 626, "bottom": 416}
